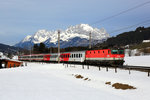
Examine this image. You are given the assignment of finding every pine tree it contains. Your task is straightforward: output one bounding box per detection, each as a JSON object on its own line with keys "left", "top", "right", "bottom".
{"left": 39, "top": 43, "right": 46, "bottom": 53}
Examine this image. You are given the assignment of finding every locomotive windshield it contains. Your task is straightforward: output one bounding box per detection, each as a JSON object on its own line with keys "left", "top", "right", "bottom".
{"left": 111, "top": 50, "right": 124, "bottom": 54}
{"left": 118, "top": 50, "right": 124, "bottom": 54}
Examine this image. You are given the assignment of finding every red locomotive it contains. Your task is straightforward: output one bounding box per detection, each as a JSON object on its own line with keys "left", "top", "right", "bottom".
{"left": 19, "top": 49, "right": 124, "bottom": 66}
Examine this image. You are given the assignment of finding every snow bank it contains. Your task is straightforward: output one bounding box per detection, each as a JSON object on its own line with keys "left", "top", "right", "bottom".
{"left": 124, "top": 55, "right": 150, "bottom": 67}
{"left": 0, "top": 63, "right": 150, "bottom": 100}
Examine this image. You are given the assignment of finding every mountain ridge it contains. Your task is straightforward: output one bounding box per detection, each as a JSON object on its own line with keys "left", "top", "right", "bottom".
{"left": 15, "top": 24, "right": 110, "bottom": 49}
{"left": 0, "top": 43, "right": 21, "bottom": 55}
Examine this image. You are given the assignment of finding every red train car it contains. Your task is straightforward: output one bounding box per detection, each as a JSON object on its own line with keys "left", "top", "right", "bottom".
{"left": 85, "top": 49, "right": 124, "bottom": 66}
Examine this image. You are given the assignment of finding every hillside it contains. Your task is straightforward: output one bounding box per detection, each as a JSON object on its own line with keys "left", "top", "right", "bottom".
{"left": 0, "top": 43, "right": 22, "bottom": 55}
{"left": 106, "top": 27, "right": 150, "bottom": 47}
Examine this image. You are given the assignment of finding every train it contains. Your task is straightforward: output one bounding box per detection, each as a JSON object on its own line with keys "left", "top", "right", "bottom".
{"left": 18, "top": 49, "right": 125, "bottom": 66}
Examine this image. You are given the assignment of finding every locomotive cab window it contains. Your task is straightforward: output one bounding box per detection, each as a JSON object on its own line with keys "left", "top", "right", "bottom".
{"left": 111, "top": 50, "right": 118, "bottom": 54}
{"left": 111, "top": 50, "right": 124, "bottom": 54}
{"left": 119, "top": 50, "right": 124, "bottom": 54}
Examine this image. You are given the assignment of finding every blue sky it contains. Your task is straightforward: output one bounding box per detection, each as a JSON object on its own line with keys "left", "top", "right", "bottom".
{"left": 0, "top": 0, "right": 150, "bottom": 45}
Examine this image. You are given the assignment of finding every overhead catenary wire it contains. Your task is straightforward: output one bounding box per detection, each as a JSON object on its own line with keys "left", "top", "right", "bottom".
{"left": 91, "top": 1, "right": 150, "bottom": 25}
{"left": 109, "top": 19, "right": 150, "bottom": 34}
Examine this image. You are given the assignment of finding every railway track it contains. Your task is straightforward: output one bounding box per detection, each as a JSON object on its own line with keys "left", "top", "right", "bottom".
{"left": 119, "top": 65, "right": 150, "bottom": 72}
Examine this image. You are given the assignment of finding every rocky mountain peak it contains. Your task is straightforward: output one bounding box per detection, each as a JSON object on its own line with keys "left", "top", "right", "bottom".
{"left": 15, "top": 24, "right": 110, "bottom": 49}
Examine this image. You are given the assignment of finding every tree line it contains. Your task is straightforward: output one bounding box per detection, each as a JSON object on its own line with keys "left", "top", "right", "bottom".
{"left": 31, "top": 43, "right": 88, "bottom": 54}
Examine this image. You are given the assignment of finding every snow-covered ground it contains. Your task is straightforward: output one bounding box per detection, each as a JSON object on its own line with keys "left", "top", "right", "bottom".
{"left": 0, "top": 63, "right": 150, "bottom": 100}
{"left": 124, "top": 55, "right": 150, "bottom": 67}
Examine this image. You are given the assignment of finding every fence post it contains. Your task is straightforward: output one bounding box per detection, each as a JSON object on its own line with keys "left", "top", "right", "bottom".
{"left": 82, "top": 64, "right": 84, "bottom": 69}
{"left": 106, "top": 67, "right": 108, "bottom": 72}
{"left": 25, "top": 62, "right": 27, "bottom": 66}
{"left": 115, "top": 67, "right": 117, "bottom": 73}
{"left": 129, "top": 67, "right": 131, "bottom": 74}
{"left": 87, "top": 65, "right": 89, "bottom": 69}
{"left": 99, "top": 66, "right": 100, "bottom": 71}
{"left": 148, "top": 71, "right": 150, "bottom": 77}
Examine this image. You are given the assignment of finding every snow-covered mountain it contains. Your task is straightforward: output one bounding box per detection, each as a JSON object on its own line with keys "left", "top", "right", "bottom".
{"left": 15, "top": 24, "right": 110, "bottom": 49}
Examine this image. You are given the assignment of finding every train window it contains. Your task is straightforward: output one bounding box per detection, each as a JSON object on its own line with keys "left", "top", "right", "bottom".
{"left": 74, "top": 54, "right": 75, "bottom": 58}
{"left": 103, "top": 51, "right": 104, "bottom": 53}
{"left": 79, "top": 54, "right": 80, "bottom": 58}
{"left": 68, "top": 54, "right": 69, "bottom": 58}
{"left": 98, "top": 51, "right": 100, "bottom": 53}
{"left": 90, "top": 52, "right": 91, "bottom": 54}
{"left": 108, "top": 51, "right": 109, "bottom": 54}
{"left": 81, "top": 54, "right": 82, "bottom": 57}
{"left": 76, "top": 54, "right": 78, "bottom": 58}
{"left": 94, "top": 51, "right": 95, "bottom": 54}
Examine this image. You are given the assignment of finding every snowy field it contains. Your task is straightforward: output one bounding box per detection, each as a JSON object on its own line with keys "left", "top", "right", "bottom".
{"left": 124, "top": 55, "right": 150, "bottom": 67}
{"left": 0, "top": 63, "right": 150, "bottom": 100}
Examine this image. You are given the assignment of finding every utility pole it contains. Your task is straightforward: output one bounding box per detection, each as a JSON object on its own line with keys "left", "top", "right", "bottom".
{"left": 30, "top": 43, "right": 32, "bottom": 62}
{"left": 49, "top": 47, "right": 51, "bottom": 53}
{"left": 58, "top": 30, "right": 60, "bottom": 63}
{"left": 89, "top": 32, "right": 92, "bottom": 49}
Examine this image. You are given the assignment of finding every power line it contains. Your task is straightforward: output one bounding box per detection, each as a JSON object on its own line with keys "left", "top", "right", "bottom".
{"left": 109, "top": 19, "right": 150, "bottom": 34}
{"left": 91, "top": 1, "right": 150, "bottom": 25}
